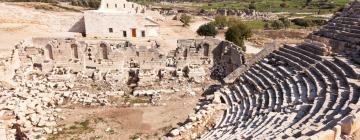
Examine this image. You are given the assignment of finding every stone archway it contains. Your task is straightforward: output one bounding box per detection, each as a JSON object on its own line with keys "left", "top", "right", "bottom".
{"left": 45, "top": 44, "right": 54, "bottom": 60}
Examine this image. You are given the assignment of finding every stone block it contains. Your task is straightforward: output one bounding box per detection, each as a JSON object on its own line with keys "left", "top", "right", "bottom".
{"left": 339, "top": 113, "right": 360, "bottom": 135}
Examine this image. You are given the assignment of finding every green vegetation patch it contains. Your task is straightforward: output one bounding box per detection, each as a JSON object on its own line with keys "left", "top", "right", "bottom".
{"left": 188, "top": 0, "right": 350, "bottom": 13}
{"left": 47, "top": 119, "right": 95, "bottom": 140}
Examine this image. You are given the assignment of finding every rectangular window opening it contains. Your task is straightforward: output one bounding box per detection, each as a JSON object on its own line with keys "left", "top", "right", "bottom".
{"left": 141, "top": 31, "right": 145, "bottom": 37}
{"left": 109, "top": 28, "right": 113, "bottom": 33}
{"left": 123, "top": 31, "right": 127, "bottom": 37}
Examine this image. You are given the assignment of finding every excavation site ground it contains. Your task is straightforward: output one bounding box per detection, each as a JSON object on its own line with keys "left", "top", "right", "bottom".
{"left": 0, "top": 0, "right": 360, "bottom": 140}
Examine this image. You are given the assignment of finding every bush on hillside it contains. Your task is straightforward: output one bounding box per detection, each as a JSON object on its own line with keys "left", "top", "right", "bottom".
{"left": 225, "top": 23, "right": 252, "bottom": 51}
{"left": 213, "top": 16, "right": 228, "bottom": 29}
{"left": 271, "top": 20, "right": 285, "bottom": 30}
{"left": 70, "top": 0, "right": 101, "bottom": 9}
{"left": 279, "top": 17, "right": 291, "bottom": 28}
{"left": 197, "top": 23, "right": 218, "bottom": 37}
{"left": 249, "top": 1, "right": 256, "bottom": 10}
{"left": 291, "top": 18, "right": 312, "bottom": 28}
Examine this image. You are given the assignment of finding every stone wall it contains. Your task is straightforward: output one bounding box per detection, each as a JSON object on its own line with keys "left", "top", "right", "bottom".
{"left": 175, "top": 38, "right": 245, "bottom": 80}
{"left": 307, "top": 1, "right": 360, "bottom": 58}
{"left": 223, "top": 42, "right": 278, "bottom": 84}
{"left": 10, "top": 37, "right": 245, "bottom": 86}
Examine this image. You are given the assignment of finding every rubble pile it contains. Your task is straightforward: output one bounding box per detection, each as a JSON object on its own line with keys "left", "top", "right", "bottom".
{"left": 0, "top": 71, "right": 126, "bottom": 139}
{"left": 169, "top": 91, "right": 226, "bottom": 139}
{"left": 216, "top": 9, "right": 278, "bottom": 20}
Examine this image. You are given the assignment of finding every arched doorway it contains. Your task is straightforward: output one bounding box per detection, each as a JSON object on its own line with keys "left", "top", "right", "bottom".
{"left": 45, "top": 44, "right": 54, "bottom": 60}
{"left": 100, "top": 43, "right": 108, "bottom": 59}
{"left": 71, "top": 44, "right": 79, "bottom": 59}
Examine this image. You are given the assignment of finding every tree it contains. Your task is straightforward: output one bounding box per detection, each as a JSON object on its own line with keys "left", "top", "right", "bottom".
{"left": 227, "top": 17, "right": 241, "bottom": 27}
{"left": 249, "top": 1, "right": 256, "bottom": 10}
{"left": 292, "top": 18, "right": 312, "bottom": 28}
{"left": 214, "top": 16, "right": 228, "bottom": 29}
{"left": 225, "top": 23, "right": 252, "bottom": 51}
{"left": 279, "top": 17, "right": 291, "bottom": 28}
{"left": 197, "top": 23, "right": 218, "bottom": 37}
{"left": 306, "top": 0, "right": 312, "bottom": 6}
{"left": 180, "top": 14, "right": 191, "bottom": 27}
{"left": 264, "top": 22, "right": 271, "bottom": 29}
{"left": 280, "top": 2, "right": 288, "bottom": 8}
{"left": 271, "top": 20, "right": 285, "bottom": 30}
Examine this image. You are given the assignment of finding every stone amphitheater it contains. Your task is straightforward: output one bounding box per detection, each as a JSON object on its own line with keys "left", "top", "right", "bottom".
{"left": 170, "top": 1, "right": 360, "bottom": 140}
{"left": 0, "top": 1, "right": 360, "bottom": 140}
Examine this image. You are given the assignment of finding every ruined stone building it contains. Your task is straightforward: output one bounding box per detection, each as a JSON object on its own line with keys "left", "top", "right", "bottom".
{"left": 8, "top": 37, "right": 244, "bottom": 86}
{"left": 84, "top": 0, "right": 160, "bottom": 38}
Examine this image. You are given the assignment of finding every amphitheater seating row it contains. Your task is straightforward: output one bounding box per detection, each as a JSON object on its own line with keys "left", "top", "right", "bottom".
{"left": 201, "top": 44, "right": 360, "bottom": 139}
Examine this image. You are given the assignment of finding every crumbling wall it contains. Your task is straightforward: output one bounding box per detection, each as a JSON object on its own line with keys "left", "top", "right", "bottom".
{"left": 223, "top": 42, "right": 278, "bottom": 84}
{"left": 11, "top": 37, "right": 245, "bottom": 86}
{"left": 175, "top": 38, "right": 245, "bottom": 81}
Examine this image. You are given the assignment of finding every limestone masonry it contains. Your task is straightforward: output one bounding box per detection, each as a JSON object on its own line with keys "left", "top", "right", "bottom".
{"left": 1, "top": 0, "right": 360, "bottom": 140}
{"left": 170, "top": 1, "right": 360, "bottom": 139}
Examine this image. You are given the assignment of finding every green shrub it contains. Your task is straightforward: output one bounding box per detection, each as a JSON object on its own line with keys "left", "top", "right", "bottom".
{"left": 291, "top": 18, "right": 326, "bottom": 28}
{"left": 279, "top": 17, "right": 291, "bottom": 28}
{"left": 213, "top": 16, "right": 228, "bottom": 29}
{"left": 197, "top": 23, "right": 218, "bottom": 37}
{"left": 271, "top": 20, "right": 285, "bottom": 29}
{"left": 70, "top": 0, "right": 100, "bottom": 9}
{"left": 291, "top": 18, "right": 312, "bottom": 28}
{"left": 280, "top": 2, "right": 288, "bottom": 8}
{"left": 180, "top": 14, "right": 192, "bottom": 26}
{"left": 249, "top": 1, "right": 256, "bottom": 10}
{"left": 225, "top": 23, "right": 252, "bottom": 51}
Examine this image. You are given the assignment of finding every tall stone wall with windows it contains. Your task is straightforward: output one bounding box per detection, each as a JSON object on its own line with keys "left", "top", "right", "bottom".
{"left": 9, "top": 37, "right": 245, "bottom": 85}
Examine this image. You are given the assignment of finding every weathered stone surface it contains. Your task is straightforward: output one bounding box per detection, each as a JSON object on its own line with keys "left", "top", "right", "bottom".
{"left": 170, "top": 129, "right": 180, "bottom": 136}
{"left": 340, "top": 113, "right": 360, "bottom": 135}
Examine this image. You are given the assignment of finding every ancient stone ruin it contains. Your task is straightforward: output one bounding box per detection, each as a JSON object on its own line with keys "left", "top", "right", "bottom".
{"left": 170, "top": 1, "right": 360, "bottom": 139}
{"left": 0, "top": 36, "right": 244, "bottom": 139}
{"left": 1, "top": 0, "right": 360, "bottom": 140}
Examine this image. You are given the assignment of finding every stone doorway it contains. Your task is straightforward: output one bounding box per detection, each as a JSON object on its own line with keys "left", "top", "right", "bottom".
{"left": 131, "top": 28, "right": 136, "bottom": 37}
{"left": 100, "top": 43, "right": 108, "bottom": 59}
{"left": 45, "top": 44, "right": 54, "bottom": 60}
{"left": 71, "top": 44, "right": 79, "bottom": 59}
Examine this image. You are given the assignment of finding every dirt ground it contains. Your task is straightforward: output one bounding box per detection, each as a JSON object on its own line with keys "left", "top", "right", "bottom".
{"left": 49, "top": 93, "right": 201, "bottom": 140}
{"left": 250, "top": 29, "right": 314, "bottom": 46}
{"left": 0, "top": 2, "right": 84, "bottom": 57}
{"left": 0, "top": 3, "right": 317, "bottom": 140}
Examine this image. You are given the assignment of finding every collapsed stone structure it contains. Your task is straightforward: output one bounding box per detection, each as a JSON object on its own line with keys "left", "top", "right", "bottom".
{"left": 171, "top": 1, "right": 360, "bottom": 139}
{"left": 216, "top": 9, "right": 278, "bottom": 20}
{"left": 0, "top": 37, "right": 245, "bottom": 139}
{"left": 2, "top": 0, "right": 360, "bottom": 139}
{"left": 10, "top": 38, "right": 244, "bottom": 85}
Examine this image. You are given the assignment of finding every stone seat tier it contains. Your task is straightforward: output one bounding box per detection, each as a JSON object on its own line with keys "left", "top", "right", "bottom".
{"left": 200, "top": 43, "right": 360, "bottom": 139}
{"left": 315, "top": 28, "right": 360, "bottom": 44}
{"left": 323, "top": 24, "right": 360, "bottom": 37}
{"left": 267, "top": 52, "right": 327, "bottom": 136}
{"left": 330, "top": 18, "right": 360, "bottom": 28}
{"left": 272, "top": 47, "right": 350, "bottom": 138}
